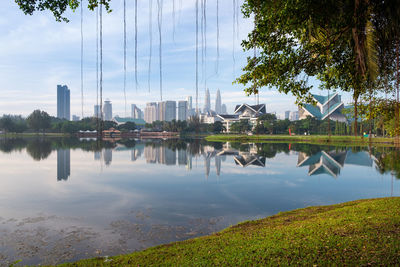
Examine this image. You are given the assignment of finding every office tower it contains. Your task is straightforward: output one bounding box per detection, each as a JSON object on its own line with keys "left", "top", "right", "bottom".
{"left": 94, "top": 105, "right": 101, "bottom": 118}
{"left": 72, "top": 115, "right": 80, "bottom": 121}
{"left": 221, "top": 104, "right": 227, "bottom": 114}
{"left": 131, "top": 104, "right": 143, "bottom": 119}
{"left": 165, "top": 101, "right": 176, "bottom": 122}
{"left": 285, "top": 111, "right": 290, "bottom": 120}
{"left": 187, "top": 96, "right": 192, "bottom": 110}
{"left": 57, "top": 149, "right": 70, "bottom": 181}
{"left": 103, "top": 100, "right": 112, "bottom": 121}
{"left": 204, "top": 88, "right": 211, "bottom": 113}
{"left": 144, "top": 102, "right": 158, "bottom": 123}
{"left": 178, "top": 101, "right": 188, "bottom": 121}
{"left": 289, "top": 111, "right": 299, "bottom": 121}
{"left": 57, "top": 85, "right": 70, "bottom": 120}
{"left": 215, "top": 89, "right": 222, "bottom": 114}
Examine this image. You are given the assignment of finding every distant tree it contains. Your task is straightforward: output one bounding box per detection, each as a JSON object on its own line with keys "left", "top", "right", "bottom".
{"left": 0, "top": 116, "right": 15, "bottom": 133}
{"left": 27, "top": 110, "right": 51, "bottom": 133}
{"left": 118, "top": 121, "right": 137, "bottom": 132}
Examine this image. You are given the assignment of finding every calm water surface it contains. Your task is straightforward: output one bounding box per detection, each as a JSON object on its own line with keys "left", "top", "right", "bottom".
{"left": 0, "top": 138, "right": 399, "bottom": 265}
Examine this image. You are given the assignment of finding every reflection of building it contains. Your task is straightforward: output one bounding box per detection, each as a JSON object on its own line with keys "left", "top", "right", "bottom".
{"left": 178, "top": 149, "right": 187, "bottom": 165}
{"left": 57, "top": 149, "right": 70, "bottom": 181}
{"left": 103, "top": 148, "right": 112, "bottom": 166}
{"left": 234, "top": 154, "right": 265, "bottom": 167}
{"left": 131, "top": 148, "right": 142, "bottom": 161}
{"left": 215, "top": 156, "right": 221, "bottom": 176}
{"left": 144, "top": 145, "right": 158, "bottom": 163}
{"left": 205, "top": 155, "right": 211, "bottom": 177}
{"left": 297, "top": 149, "right": 374, "bottom": 178}
{"left": 94, "top": 151, "right": 101, "bottom": 160}
{"left": 57, "top": 85, "right": 70, "bottom": 120}
{"left": 298, "top": 93, "right": 346, "bottom": 122}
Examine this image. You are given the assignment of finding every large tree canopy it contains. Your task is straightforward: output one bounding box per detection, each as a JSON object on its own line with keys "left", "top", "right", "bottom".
{"left": 15, "top": 0, "right": 112, "bottom": 22}
{"left": 237, "top": 0, "right": 400, "bottom": 103}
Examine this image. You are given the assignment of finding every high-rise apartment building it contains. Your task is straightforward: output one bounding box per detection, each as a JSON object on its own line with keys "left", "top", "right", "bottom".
{"left": 144, "top": 102, "right": 158, "bottom": 123}
{"left": 57, "top": 85, "right": 70, "bottom": 120}
{"left": 165, "top": 101, "right": 176, "bottom": 122}
{"left": 215, "top": 89, "right": 222, "bottom": 114}
{"left": 158, "top": 102, "right": 166, "bottom": 121}
{"left": 203, "top": 88, "right": 211, "bottom": 113}
{"left": 178, "top": 101, "right": 188, "bottom": 121}
{"left": 103, "top": 100, "right": 112, "bottom": 121}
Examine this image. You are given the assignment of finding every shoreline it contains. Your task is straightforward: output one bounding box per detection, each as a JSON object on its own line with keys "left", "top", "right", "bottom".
{"left": 205, "top": 134, "right": 400, "bottom": 146}
{"left": 58, "top": 197, "right": 400, "bottom": 266}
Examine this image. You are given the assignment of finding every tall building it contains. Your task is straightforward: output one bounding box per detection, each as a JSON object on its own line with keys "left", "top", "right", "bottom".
{"left": 221, "top": 104, "right": 227, "bottom": 114}
{"left": 57, "top": 85, "right": 70, "bottom": 120}
{"left": 187, "top": 96, "right": 193, "bottom": 110}
{"left": 285, "top": 111, "right": 290, "bottom": 120}
{"left": 94, "top": 105, "right": 101, "bottom": 118}
{"left": 215, "top": 89, "right": 222, "bottom": 114}
{"left": 144, "top": 102, "right": 158, "bottom": 123}
{"left": 72, "top": 115, "right": 80, "bottom": 121}
{"left": 203, "top": 88, "right": 211, "bottom": 113}
{"left": 57, "top": 149, "right": 70, "bottom": 181}
{"left": 104, "top": 100, "right": 112, "bottom": 121}
{"left": 158, "top": 102, "right": 166, "bottom": 121}
{"left": 178, "top": 101, "right": 188, "bottom": 121}
{"left": 165, "top": 101, "right": 176, "bottom": 122}
{"left": 289, "top": 111, "right": 299, "bottom": 121}
{"left": 131, "top": 104, "right": 143, "bottom": 119}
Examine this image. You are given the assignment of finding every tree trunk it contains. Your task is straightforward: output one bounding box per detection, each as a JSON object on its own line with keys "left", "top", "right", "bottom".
{"left": 396, "top": 40, "right": 399, "bottom": 139}
{"left": 354, "top": 96, "right": 358, "bottom": 137}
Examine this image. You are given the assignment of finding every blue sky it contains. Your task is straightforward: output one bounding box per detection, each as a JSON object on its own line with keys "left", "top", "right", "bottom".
{"left": 0, "top": 0, "right": 353, "bottom": 118}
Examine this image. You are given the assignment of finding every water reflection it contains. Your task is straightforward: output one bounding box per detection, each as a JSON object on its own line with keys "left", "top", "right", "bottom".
{"left": 57, "top": 149, "right": 70, "bottom": 181}
{"left": 0, "top": 137, "right": 400, "bottom": 265}
{"left": 0, "top": 138, "right": 400, "bottom": 179}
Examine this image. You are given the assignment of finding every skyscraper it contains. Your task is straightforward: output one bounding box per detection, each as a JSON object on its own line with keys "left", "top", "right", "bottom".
{"left": 165, "top": 101, "right": 176, "bottom": 122}
{"left": 57, "top": 85, "right": 70, "bottom": 120}
{"left": 104, "top": 100, "right": 112, "bottom": 121}
{"left": 187, "top": 96, "right": 195, "bottom": 117}
{"left": 221, "top": 104, "right": 227, "bottom": 114}
{"left": 131, "top": 104, "right": 143, "bottom": 119}
{"left": 178, "top": 101, "right": 188, "bottom": 121}
{"left": 144, "top": 102, "right": 158, "bottom": 123}
{"left": 94, "top": 105, "right": 101, "bottom": 118}
{"left": 285, "top": 111, "right": 290, "bottom": 120}
{"left": 158, "top": 101, "right": 166, "bottom": 121}
{"left": 204, "top": 88, "right": 210, "bottom": 113}
{"left": 215, "top": 89, "right": 222, "bottom": 114}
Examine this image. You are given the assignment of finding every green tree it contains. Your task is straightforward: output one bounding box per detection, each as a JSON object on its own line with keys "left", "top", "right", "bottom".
{"left": 118, "top": 122, "right": 137, "bottom": 132}
{"left": 27, "top": 110, "right": 51, "bottom": 133}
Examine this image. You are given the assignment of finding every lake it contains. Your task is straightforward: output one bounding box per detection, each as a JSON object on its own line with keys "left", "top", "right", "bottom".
{"left": 0, "top": 137, "right": 399, "bottom": 265}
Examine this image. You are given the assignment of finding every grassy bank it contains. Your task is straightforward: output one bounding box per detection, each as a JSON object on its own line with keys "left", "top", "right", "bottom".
{"left": 0, "top": 132, "right": 70, "bottom": 138}
{"left": 60, "top": 198, "right": 400, "bottom": 266}
{"left": 205, "top": 134, "right": 399, "bottom": 146}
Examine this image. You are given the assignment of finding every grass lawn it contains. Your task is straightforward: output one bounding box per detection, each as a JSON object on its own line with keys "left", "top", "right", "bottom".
{"left": 58, "top": 197, "right": 400, "bottom": 266}
{"left": 205, "top": 134, "right": 399, "bottom": 146}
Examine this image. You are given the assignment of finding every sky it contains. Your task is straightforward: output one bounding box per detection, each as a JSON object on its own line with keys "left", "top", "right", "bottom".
{"left": 0, "top": 0, "right": 353, "bottom": 119}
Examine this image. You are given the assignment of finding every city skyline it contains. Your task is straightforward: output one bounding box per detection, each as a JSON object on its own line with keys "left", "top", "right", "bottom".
{"left": 0, "top": 0, "right": 355, "bottom": 119}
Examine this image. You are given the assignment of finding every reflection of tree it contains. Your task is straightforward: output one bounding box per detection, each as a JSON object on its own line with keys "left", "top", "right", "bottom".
{"left": 26, "top": 139, "right": 52, "bottom": 161}
{"left": 374, "top": 148, "right": 400, "bottom": 179}
{"left": 0, "top": 138, "right": 27, "bottom": 153}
